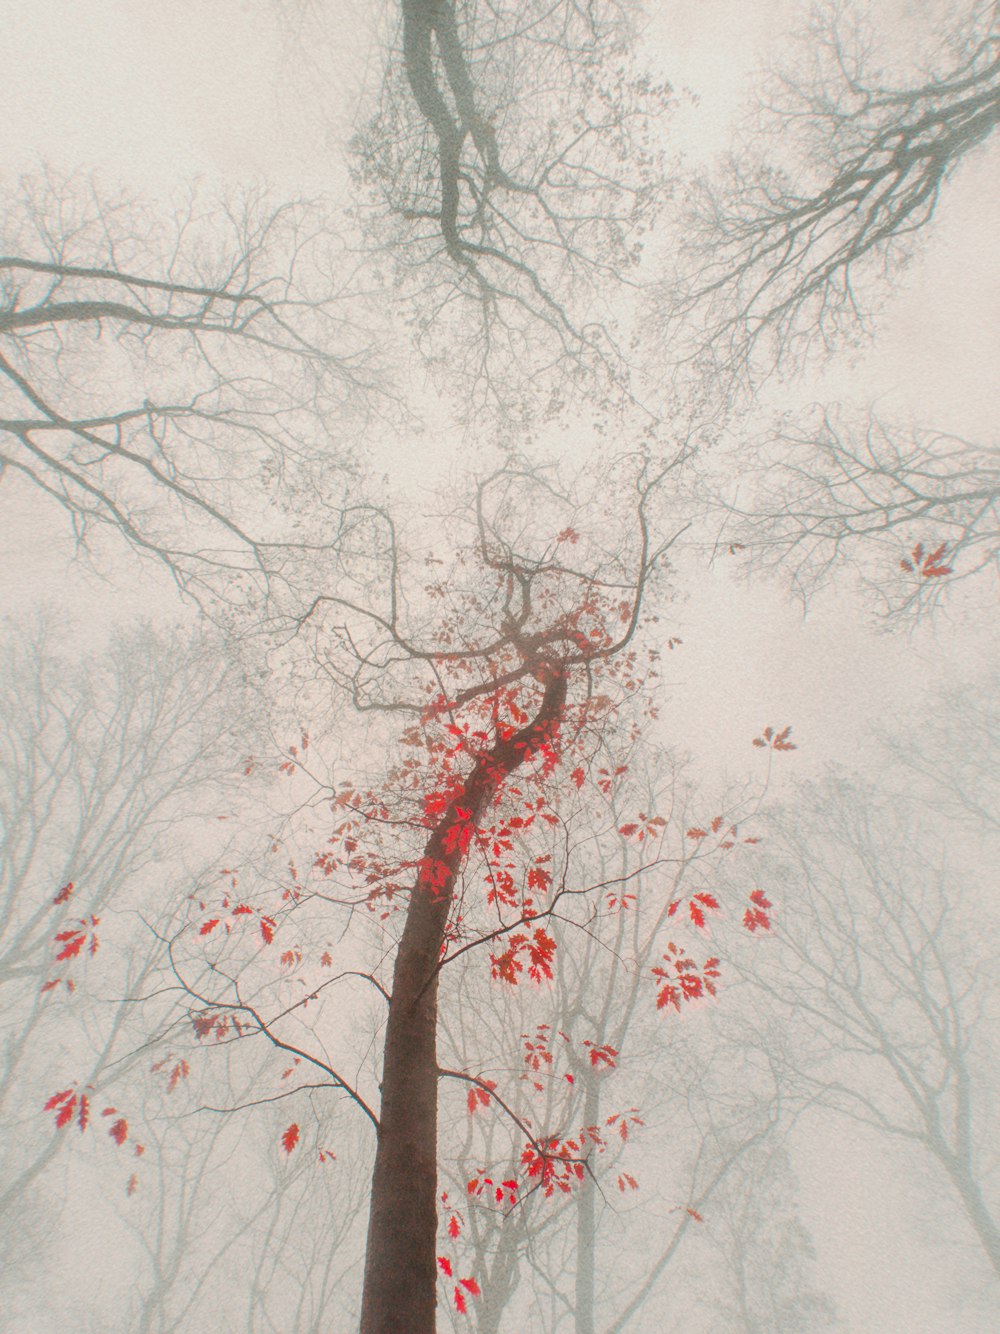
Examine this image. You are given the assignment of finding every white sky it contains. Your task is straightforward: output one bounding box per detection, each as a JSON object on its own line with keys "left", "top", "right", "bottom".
{"left": 1, "top": 2, "right": 998, "bottom": 1328}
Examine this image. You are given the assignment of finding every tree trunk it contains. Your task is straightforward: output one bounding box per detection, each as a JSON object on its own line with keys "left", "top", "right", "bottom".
{"left": 947, "top": 1158, "right": 1000, "bottom": 1277}
{"left": 574, "top": 1073, "right": 600, "bottom": 1334}
{"left": 359, "top": 668, "right": 567, "bottom": 1333}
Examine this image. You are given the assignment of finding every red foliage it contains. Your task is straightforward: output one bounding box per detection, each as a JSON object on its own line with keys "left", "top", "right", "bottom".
{"left": 752, "top": 725, "right": 797, "bottom": 752}
{"left": 53, "top": 916, "right": 100, "bottom": 961}
{"left": 151, "top": 1057, "right": 190, "bottom": 1093}
{"left": 901, "top": 542, "right": 952, "bottom": 578}
{"left": 52, "top": 881, "right": 74, "bottom": 905}
{"left": 618, "top": 813, "right": 667, "bottom": 841}
{"left": 743, "top": 889, "right": 773, "bottom": 933}
{"left": 652, "top": 943, "right": 720, "bottom": 1012}
{"left": 667, "top": 892, "right": 721, "bottom": 929}
{"left": 490, "top": 927, "right": 556, "bottom": 984}
{"left": 281, "top": 1123, "right": 300, "bottom": 1154}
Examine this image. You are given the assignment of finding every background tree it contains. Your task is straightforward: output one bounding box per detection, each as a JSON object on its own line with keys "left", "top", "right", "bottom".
{"left": 0, "top": 622, "right": 249, "bottom": 1324}
{"left": 0, "top": 172, "right": 380, "bottom": 606}
{"left": 689, "top": 1143, "right": 839, "bottom": 1333}
{"left": 660, "top": 0, "right": 1000, "bottom": 383}
{"left": 355, "top": 0, "right": 672, "bottom": 416}
{"left": 721, "top": 409, "right": 999, "bottom": 622}
{"left": 744, "top": 768, "right": 1000, "bottom": 1280}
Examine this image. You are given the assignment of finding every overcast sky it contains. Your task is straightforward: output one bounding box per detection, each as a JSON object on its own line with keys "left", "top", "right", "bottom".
{"left": 1, "top": 4, "right": 997, "bottom": 1329}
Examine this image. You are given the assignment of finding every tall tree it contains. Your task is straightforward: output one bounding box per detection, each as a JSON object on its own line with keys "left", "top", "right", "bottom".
{"left": 64, "top": 459, "right": 793, "bottom": 1331}
{"left": 747, "top": 771, "right": 1000, "bottom": 1279}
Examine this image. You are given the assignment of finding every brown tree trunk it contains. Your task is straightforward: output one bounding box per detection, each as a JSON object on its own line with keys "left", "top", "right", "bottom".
{"left": 360, "top": 669, "right": 567, "bottom": 1333}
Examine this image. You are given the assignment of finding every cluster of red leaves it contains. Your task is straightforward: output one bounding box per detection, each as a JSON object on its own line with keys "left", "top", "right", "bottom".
{"left": 514, "top": 1108, "right": 643, "bottom": 1199}
{"left": 752, "top": 725, "right": 797, "bottom": 752}
{"left": 150, "top": 1056, "right": 190, "bottom": 1093}
{"left": 490, "top": 927, "right": 556, "bottom": 984}
{"left": 667, "top": 891, "right": 721, "bottom": 930}
{"left": 466, "top": 1173, "right": 519, "bottom": 1206}
{"left": 466, "top": 1078, "right": 497, "bottom": 1114}
{"left": 515, "top": 1025, "right": 618, "bottom": 1093}
{"left": 618, "top": 813, "right": 667, "bottom": 841}
{"left": 436, "top": 1256, "right": 481, "bottom": 1315}
{"left": 901, "top": 542, "right": 952, "bottom": 578}
{"left": 277, "top": 732, "right": 311, "bottom": 777}
{"left": 521, "top": 1138, "right": 585, "bottom": 1196}
{"left": 190, "top": 1009, "right": 251, "bottom": 1042}
{"left": 53, "top": 915, "right": 100, "bottom": 961}
{"left": 686, "top": 814, "right": 761, "bottom": 850}
{"left": 522, "top": 1023, "right": 560, "bottom": 1072}
{"left": 42, "top": 907, "right": 100, "bottom": 994}
{"left": 743, "top": 889, "right": 772, "bottom": 933}
{"left": 43, "top": 1086, "right": 142, "bottom": 1173}
{"left": 652, "top": 943, "right": 720, "bottom": 1012}
{"left": 582, "top": 1039, "right": 618, "bottom": 1070}
{"left": 197, "top": 900, "right": 277, "bottom": 946}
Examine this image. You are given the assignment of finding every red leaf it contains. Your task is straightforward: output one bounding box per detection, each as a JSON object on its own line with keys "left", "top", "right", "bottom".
{"left": 448, "top": 1214, "right": 461, "bottom": 1239}
{"left": 54, "top": 930, "right": 85, "bottom": 961}
{"left": 109, "top": 1118, "right": 129, "bottom": 1146}
{"left": 281, "top": 1123, "right": 300, "bottom": 1154}
{"left": 437, "top": 1256, "right": 453, "bottom": 1277}
{"left": 743, "top": 888, "right": 772, "bottom": 932}
{"left": 454, "top": 1289, "right": 467, "bottom": 1315}
{"left": 570, "top": 767, "right": 585, "bottom": 789}
{"left": 260, "top": 916, "right": 276, "bottom": 945}
{"left": 126, "top": 1174, "right": 139, "bottom": 1197}
{"left": 459, "top": 1277, "right": 481, "bottom": 1296}
{"left": 55, "top": 1098, "right": 77, "bottom": 1129}
{"left": 199, "top": 919, "right": 220, "bottom": 936}
{"left": 53, "top": 881, "right": 74, "bottom": 905}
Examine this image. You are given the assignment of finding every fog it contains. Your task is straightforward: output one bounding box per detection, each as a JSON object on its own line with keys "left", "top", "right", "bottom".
{"left": 1, "top": 2, "right": 997, "bottom": 1331}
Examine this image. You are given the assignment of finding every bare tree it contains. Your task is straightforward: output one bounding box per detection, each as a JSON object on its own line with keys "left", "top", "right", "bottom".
{"left": 691, "top": 1143, "right": 839, "bottom": 1333}
{"left": 879, "top": 668, "right": 1000, "bottom": 832}
{"left": 747, "top": 773, "right": 1000, "bottom": 1280}
{"left": 355, "top": 0, "right": 672, "bottom": 415}
{"left": 0, "top": 173, "right": 382, "bottom": 607}
{"left": 724, "top": 408, "right": 999, "bottom": 622}
{"left": 660, "top": 0, "right": 1000, "bottom": 383}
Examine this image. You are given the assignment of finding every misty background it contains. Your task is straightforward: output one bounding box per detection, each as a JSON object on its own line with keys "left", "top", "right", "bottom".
{"left": 1, "top": 1, "right": 997, "bottom": 1331}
